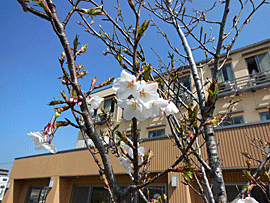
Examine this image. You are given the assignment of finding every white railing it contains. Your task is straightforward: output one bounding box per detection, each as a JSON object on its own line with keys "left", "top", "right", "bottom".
{"left": 218, "top": 71, "right": 270, "bottom": 96}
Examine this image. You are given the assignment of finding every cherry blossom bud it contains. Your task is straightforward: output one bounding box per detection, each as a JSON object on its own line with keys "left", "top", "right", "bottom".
{"left": 54, "top": 106, "right": 69, "bottom": 113}
{"left": 69, "top": 97, "right": 74, "bottom": 103}
{"left": 77, "top": 101, "right": 82, "bottom": 106}
{"left": 78, "top": 95, "right": 84, "bottom": 100}
{"left": 77, "top": 64, "right": 84, "bottom": 70}
{"left": 61, "top": 52, "right": 65, "bottom": 61}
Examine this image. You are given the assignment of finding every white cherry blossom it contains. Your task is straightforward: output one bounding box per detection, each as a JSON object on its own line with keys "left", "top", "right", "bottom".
{"left": 113, "top": 71, "right": 180, "bottom": 121}
{"left": 118, "top": 141, "right": 146, "bottom": 175}
{"left": 161, "top": 100, "right": 179, "bottom": 116}
{"left": 112, "top": 70, "right": 139, "bottom": 99}
{"left": 28, "top": 131, "right": 57, "bottom": 153}
{"left": 118, "top": 98, "right": 146, "bottom": 121}
{"left": 244, "top": 197, "right": 259, "bottom": 203}
{"left": 144, "top": 98, "right": 169, "bottom": 118}
{"left": 87, "top": 95, "right": 104, "bottom": 112}
{"left": 236, "top": 199, "right": 246, "bottom": 203}
{"left": 236, "top": 197, "right": 258, "bottom": 203}
{"left": 118, "top": 156, "right": 133, "bottom": 175}
{"left": 137, "top": 80, "right": 159, "bottom": 104}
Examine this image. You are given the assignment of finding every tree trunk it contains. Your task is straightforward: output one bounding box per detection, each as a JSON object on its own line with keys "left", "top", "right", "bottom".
{"left": 204, "top": 124, "right": 227, "bottom": 203}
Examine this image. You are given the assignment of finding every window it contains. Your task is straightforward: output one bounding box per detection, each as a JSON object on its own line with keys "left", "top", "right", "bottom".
{"left": 174, "top": 75, "right": 191, "bottom": 103}
{"left": 219, "top": 116, "right": 245, "bottom": 127}
{"left": 226, "top": 184, "right": 269, "bottom": 203}
{"left": 70, "top": 185, "right": 165, "bottom": 203}
{"left": 71, "top": 185, "right": 117, "bottom": 203}
{"left": 104, "top": 98, "right": 115, "bottom": 113}
{"left": 25, "top": 186, "right": 48, "bottom": 203}
{"left": 148, "top": 129, "right": 165, "bottom": 138}
{"left": 246, "top": 52, "right": 270, "bottom": 74}
{"left": 126, "top": 133, "right": 140, "bottom": 140}
{"left": 211, "top": 63, "right": 235, "bottom": 83}
{"left": 259, "top": 111, "right": 270, "bottom": 121}
{"left": 91, "top": 186, "right": 111, "bottom": 203}
{"left": 70, "top": 186, "right": 91, "bottom": 203}
{"left": 2, "top": 178, "right": 7, "bottom": 181}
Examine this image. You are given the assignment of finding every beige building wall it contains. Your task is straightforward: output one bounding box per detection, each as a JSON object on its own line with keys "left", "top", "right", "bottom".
{"left": 77, "top": 39, "right": 270, "bottom": 146}
{"left": 4, "top": 39, "right": 270, "bottom": 203}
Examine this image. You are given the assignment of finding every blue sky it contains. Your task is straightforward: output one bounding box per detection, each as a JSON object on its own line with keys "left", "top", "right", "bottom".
{"left": 0, "top": 1, "right": 270, "bottom": 173}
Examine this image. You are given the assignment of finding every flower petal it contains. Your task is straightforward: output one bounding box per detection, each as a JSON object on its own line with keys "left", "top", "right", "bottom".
{"left": 42, "top": 143, "right": 58, "bottom": 154}
{"left": 138, "top": 147, "right": 146, "bottom": 156}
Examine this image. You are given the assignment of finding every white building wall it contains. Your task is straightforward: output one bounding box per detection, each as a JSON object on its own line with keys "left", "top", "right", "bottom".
{"left": 0, "top": 176, "right": 9, "bottom": 202}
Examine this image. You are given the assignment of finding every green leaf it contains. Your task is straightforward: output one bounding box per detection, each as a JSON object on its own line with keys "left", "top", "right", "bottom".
{"left": 54, "top": 111, "right": 61, "bottom": 118}
{"left": 128, "top": 24, "right": 133, "bottom": 30}
{"left": 188, "top": 104, "right": 198, "bottom": 128}
{"left": 73, "top": 34, "right": 80, "bottom": 50}
{"left": 136, "top": 19, "right": 150, "bottom": 42}
{"left": 48, "top": 100, "right": 65, "bottom": 106}
{"left": 85, "top": 6, "right": 103, "bottom": 19}
{"left": 72, "top": 90, "right": 78, "bottom": 99}
{"left": 60, "top": 90, "right": 69, "bottom": 102}
{"left": 33, "top": 0, "right": 50, "bottom": 15}
{"left": 116, "top": 50, "right": 122, "bottom": 62}
{"left": 56, "top": 121, "right": 69, "bottom": 128}
{"left": 143, "top": 63, "right": 152, "bottom": 81}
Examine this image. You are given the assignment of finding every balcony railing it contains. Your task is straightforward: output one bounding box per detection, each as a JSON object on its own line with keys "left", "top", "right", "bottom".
{"left": 91, "top": 112, "right": 109, "bottom": 125}
{"left": 218, "top": 70, "right": 270, "bottom": 97}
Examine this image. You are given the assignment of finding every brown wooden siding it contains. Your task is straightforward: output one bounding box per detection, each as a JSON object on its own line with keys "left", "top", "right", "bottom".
{"left": 4, "top": 122, "right": 270, "bottom": 203}
{"left": 214, "top": 122, "right": 270, "bottom": 168}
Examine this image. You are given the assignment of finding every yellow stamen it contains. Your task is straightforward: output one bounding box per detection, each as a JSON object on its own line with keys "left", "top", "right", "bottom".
{"left": 127, "top": 81, "right": 134, "bottom": 88}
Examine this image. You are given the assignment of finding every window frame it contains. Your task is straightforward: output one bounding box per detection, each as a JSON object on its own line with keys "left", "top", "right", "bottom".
{"left": 70, "top": 184, "right": 166, "bottom": 203}
{"left": 126, "top": 133, "right": 141, "bottom": 140}
{"left": 90, "top": 185, "right": 112, "bottom": 203}
{"left": 219, "top": 115, "right": 245, "bottom": 127}
{"left": 211, "top": 63, "right": 235, "bottom": 83}
{"left": 71, "top": 184, "right": 113, "bottom": 203}
{"left": 24, "top": 185, "right": 48, "bottom": 203}
{"left": 104, "top": 97, "right": 115, "bottom": 113}
{"left": 70, "top": 185, "right": 92, "bottom": 203}
{"left": 259, "top": 111, "right": 270, "bottom": 121}
{"left": 245, "top": 51, "right": 270, "bottom": 74}
{"left": 148, "top": 128, "right": 166, "bottom": 138}
{"left": 173, "top": 75, "right": 192, "bottom": 103}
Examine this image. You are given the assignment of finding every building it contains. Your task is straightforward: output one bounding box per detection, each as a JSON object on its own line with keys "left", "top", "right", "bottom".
{"left": 0, "top": 169, "right": 9, "bottom": 203}
{"left": 3, "top": 39, "right": 270, "bottom": 203}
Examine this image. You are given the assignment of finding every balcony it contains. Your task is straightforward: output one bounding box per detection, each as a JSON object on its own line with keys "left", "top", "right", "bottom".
{"left": 217, "top": 71, "right": 270, "bottom": 97}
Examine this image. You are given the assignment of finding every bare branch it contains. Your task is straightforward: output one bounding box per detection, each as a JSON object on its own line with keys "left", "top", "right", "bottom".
{"left": 17, "top": 0, "right": 50, "bottom": 21}
{"left": 63, "top": 0, "right": 81, "bottom": 29}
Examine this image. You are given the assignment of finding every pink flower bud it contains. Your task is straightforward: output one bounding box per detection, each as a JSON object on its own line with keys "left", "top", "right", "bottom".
{"left": 78, "top": 95, "right": 83, "bottom": 100}
{"left": 77, "top": 101, "right": 82, "bottom": 106}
